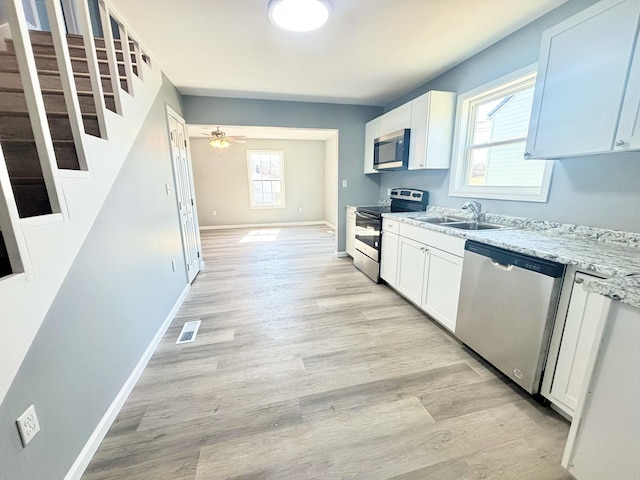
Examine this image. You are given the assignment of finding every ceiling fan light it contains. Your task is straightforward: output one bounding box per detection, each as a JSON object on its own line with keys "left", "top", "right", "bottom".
{"left": 209, "top": 138, "right": 231, "bottom": 149}
{"left": 269, "top": 0, "right": 331, "bottom": 32}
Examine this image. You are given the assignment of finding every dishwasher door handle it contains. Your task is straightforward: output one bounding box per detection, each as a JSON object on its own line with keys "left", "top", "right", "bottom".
{"left": 490, "top": 258, "right": 513, "bottom": 271}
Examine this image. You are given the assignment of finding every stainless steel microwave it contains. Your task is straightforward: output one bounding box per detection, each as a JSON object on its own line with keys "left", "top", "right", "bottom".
{"left": 374, "top": 129, "right": 410, "bottom": 171}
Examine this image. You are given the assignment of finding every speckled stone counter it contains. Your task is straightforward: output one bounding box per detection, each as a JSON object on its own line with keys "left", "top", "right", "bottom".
{"left": 382, "top": 207, "right": 640, "bottom": 309}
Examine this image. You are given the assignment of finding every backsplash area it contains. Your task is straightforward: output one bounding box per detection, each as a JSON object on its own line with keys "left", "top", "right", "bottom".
{"left": 378, "top": 152, "right": 640, "bottom": 235}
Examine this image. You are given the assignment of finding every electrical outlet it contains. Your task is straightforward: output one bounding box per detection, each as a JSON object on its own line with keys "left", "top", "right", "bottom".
{"left": 212, "top": 210, "right": 217, "bottom": 216}
{"left": 298, "top": 207, "right": 302, "bottom": 213}
{"left": 165, "top": 183, "right": 172, "bottom": 196}
{"left": 342, "top": 180, "right": 348, "bottom": 188}
{"left": 16, "top": 405, "right": 40, "bottom": 447}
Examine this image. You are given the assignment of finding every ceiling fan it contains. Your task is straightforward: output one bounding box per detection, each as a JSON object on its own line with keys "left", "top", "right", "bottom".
{"left": 204, "top": 127, "right": 248, "bottom": 148}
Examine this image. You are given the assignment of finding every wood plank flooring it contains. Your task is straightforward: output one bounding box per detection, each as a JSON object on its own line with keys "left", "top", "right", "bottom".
{"left": 82, "top": 226, "right": 572, "bottom": 480}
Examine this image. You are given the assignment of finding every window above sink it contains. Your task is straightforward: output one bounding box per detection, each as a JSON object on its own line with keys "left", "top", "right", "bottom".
{"left": 449, "top": 64, "right": 555, "bottom": 203}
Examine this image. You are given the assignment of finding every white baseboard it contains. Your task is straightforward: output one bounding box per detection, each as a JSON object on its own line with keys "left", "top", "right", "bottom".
{"left": 200, "top": 221, "right": 330, "bottom": 231}
{"left": 64, "top": 283, "right": 191, "bottom": 480}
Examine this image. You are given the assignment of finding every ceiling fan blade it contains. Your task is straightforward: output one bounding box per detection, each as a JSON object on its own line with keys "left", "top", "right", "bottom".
{"left": 227, "top": 137, "right": 247, "bottom": 144}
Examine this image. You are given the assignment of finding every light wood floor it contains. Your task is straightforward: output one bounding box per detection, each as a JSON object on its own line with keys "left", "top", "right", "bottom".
{"left": 82, "top": 226, "right": 572, "bottom": 480}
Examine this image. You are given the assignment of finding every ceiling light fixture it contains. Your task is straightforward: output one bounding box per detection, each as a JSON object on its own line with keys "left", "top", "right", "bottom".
{"left": 209, "top": 138, "right": 230, "bottom": 149}
{"left": 268, "top": 0, "right": 331, "bottom": 32}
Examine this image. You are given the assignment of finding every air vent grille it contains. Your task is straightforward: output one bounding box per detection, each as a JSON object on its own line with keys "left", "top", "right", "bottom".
{"left": 176, "top": 320, "right": 201, "bottom": 344}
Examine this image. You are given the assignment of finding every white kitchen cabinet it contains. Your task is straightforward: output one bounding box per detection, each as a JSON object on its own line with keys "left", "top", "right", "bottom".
{"left": 346, "top": 206, "right": 356, "bottom": 257}
{"left": 422, "top": 247, "right": 463, "bottom": 332}
{"left": 393, "top": 103, "right": 412, "bottom": 131}
{"left": 363, "top": 118, "right": 380, "bottom": 174}
{"left": 379, "top": 112, "right": 395, "bottom": 137}
{"left": 379, "top": 103, "right": 412, "bottom": 137}
{"left": 380, "top": 219, "right": 400, "bottom": 287}
{"left": 616, "top": 28, "right": 640, "bottom": 151}
{"left": 408, "top": 91, "right": 456, "bottom": 170}
{"left": 562, "top": 300, "right": 640, "bottom": 480}
{"left": 380, "top": 231, "right": 399, "bottom": 287}
{"left": 526, "top": 0, "right": 640, "bottom": 159}
{"left": 391, "top": 222, "right": 465, "bottom": 331}
{"left": 542, "top": 271, "right": 609, "bottom": 417}
{"left": 396, "top": 236, "right": 426, "bottom": 306}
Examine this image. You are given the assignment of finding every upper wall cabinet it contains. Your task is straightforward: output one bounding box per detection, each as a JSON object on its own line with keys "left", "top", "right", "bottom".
{"left": 364, "top": 91, "right": 455, "bottom": 174}
{"left": 526, "top": 0, "right": 640, "bottom": 159}
{"left": 379, "top": 102, "right": 412, "bottom": 136}
{"left": 408, "top": 91, "right": 456, "bottom": 170}
{"left": 364, "top": 118, "right": 380, "bottom": 174}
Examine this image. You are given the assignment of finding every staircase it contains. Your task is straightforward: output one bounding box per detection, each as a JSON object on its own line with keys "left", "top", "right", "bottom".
{"left": 0, "top": 29, "right": 145, "bottom": 219}
{"left": 0, "top": 0, "right": 164, "bottom": 407}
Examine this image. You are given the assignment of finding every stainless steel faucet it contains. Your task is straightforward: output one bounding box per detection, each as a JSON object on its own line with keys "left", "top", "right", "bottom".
{"left": 461, "top": 201, "right": 483, "bottom": 222}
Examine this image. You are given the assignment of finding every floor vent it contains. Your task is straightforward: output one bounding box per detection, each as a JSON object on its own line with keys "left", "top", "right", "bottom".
{"left": 176, "top": 320, "right": 201, "bottom": 344}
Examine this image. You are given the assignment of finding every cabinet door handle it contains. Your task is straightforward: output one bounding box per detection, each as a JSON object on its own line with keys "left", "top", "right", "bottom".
{"left": 523, "top": 152, "right": 532, "bottom": 159}
{"left": 574, "top": 277, "right": 584, "bottom": 284}
{"left": 615, "top": 139, "right": 625, "bottom": 147}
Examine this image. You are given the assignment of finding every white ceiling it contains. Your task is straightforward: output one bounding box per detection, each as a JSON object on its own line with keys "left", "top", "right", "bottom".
{"left": 110, "top": 0, "right": 567, "bottom": 106}
{"left": 188, "top": 125, "right": 337, "bottom": 141}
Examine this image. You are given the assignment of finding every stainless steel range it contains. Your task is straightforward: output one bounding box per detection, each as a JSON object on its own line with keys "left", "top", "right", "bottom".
{"left": 354, "top": 188, "right": 429, "bottom": 282}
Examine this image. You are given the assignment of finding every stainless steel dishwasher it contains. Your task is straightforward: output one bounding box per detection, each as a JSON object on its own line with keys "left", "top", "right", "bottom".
{"left": 456, "top": 241, "right": 565, "bottom": 394}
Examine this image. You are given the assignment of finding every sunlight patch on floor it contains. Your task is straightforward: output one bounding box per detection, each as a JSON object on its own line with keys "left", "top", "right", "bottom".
{"left": 239, "top": 230, "right": 281, "bottom": 243}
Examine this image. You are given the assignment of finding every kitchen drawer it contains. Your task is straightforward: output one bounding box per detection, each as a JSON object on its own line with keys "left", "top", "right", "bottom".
{"left": 399, "top": 222, "right": 465, "bottom": 257}
{"left": 382, "top": 218, "right": 399, "bottom": 233}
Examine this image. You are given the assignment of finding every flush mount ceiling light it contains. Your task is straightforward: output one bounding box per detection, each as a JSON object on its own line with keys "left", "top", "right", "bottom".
{"left": 269, "top": 0, "right": 331, "bottom": 32}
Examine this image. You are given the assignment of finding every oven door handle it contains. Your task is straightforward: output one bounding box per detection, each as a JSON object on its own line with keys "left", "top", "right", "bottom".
{"left": 355, "top": 211, "right": 380, "bottom": 221}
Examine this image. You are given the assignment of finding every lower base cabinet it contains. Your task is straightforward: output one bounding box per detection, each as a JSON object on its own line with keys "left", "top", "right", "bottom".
{"left": 422, "top": 247, "right": 463, "bottom": 332}
{"left": 381, "top": 220, "right": 464, "bottom": 332}
{"left": 396, "top": 236, "right": 427, "bottom": 305}
{"left": 346, "top": 206, "right": 356, "bottom": 257}
{"left": 542, "top": 271, "right": 610, "bottom": 417}
{"left": 380, "top": 230, "right": 398, "bottom": 288}
{"left": 563, "top": 300, "right": 639, "bottom": 480}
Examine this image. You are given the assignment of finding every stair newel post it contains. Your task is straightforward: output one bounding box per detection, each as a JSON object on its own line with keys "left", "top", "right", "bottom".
{"left": 74, "top": 0, "right": 110, "bottom": 138}
{"left": 44, "top": 0, "right": 90, "bottom": 171}
{"left": 97, "top": 0, "right": 123, "bottom": 113}
{"left": 0, "top": 148, "right": 30, "bottom": 278}
{"left": 5, "top": 0, "right": 66, "bottom": 217}
{"left": 118, "top": 22, "right": 135, "bottom": 96}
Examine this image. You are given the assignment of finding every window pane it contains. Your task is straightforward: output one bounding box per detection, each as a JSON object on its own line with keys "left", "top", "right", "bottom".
{"left": 253, "top": 181, "right": 264, "bottom": 203}
{"left": 269, "top": 157, "right": 281, "bottom": 179}
{"left": 251, "top": 156, "right": 262, "bottom": 180}
{"left": 471, "top": 86, "right": 535, "bottom": 144}
{"left": 467, "top": 142, "right": 546, "bottom": 188}
{"left": 260, "top": 156, "right": 272, "bottom": 179}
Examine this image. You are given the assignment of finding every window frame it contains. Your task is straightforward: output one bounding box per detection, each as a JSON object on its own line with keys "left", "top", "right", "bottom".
{"left": 449, "top": 64, "right": 555, "bottom": 203}
{"left": 246, "top": 150, "right": 286, "bottom": 209}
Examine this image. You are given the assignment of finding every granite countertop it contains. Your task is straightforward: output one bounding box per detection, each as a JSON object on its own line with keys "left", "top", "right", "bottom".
{"left": 382, "top": 207, "right": 640, "bottom": 309}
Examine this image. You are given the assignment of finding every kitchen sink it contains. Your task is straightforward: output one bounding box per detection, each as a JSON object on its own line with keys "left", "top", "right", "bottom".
{"left": 446, "top": 221, "right": 505, "bottom": 230}
{"left": 410, "top": 216, "right": 466, "bottom": 224}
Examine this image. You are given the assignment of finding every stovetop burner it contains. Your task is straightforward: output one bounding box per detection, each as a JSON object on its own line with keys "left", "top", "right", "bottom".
{"left": 356, "top": 188, "right": 429, "bottom": 217}
{"left": 356, "top": 205, "right": 392, "bottom": 215}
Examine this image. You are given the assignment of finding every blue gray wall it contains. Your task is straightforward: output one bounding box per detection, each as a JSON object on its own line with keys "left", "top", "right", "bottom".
{"left": 184, "top": 97, "right": 382, "bottom": 251}
{"left": 0, "top": 76, "right": 188, "bottom": 480}
{"left": 379, "top": 0, "right": 640, "bottom": 233}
